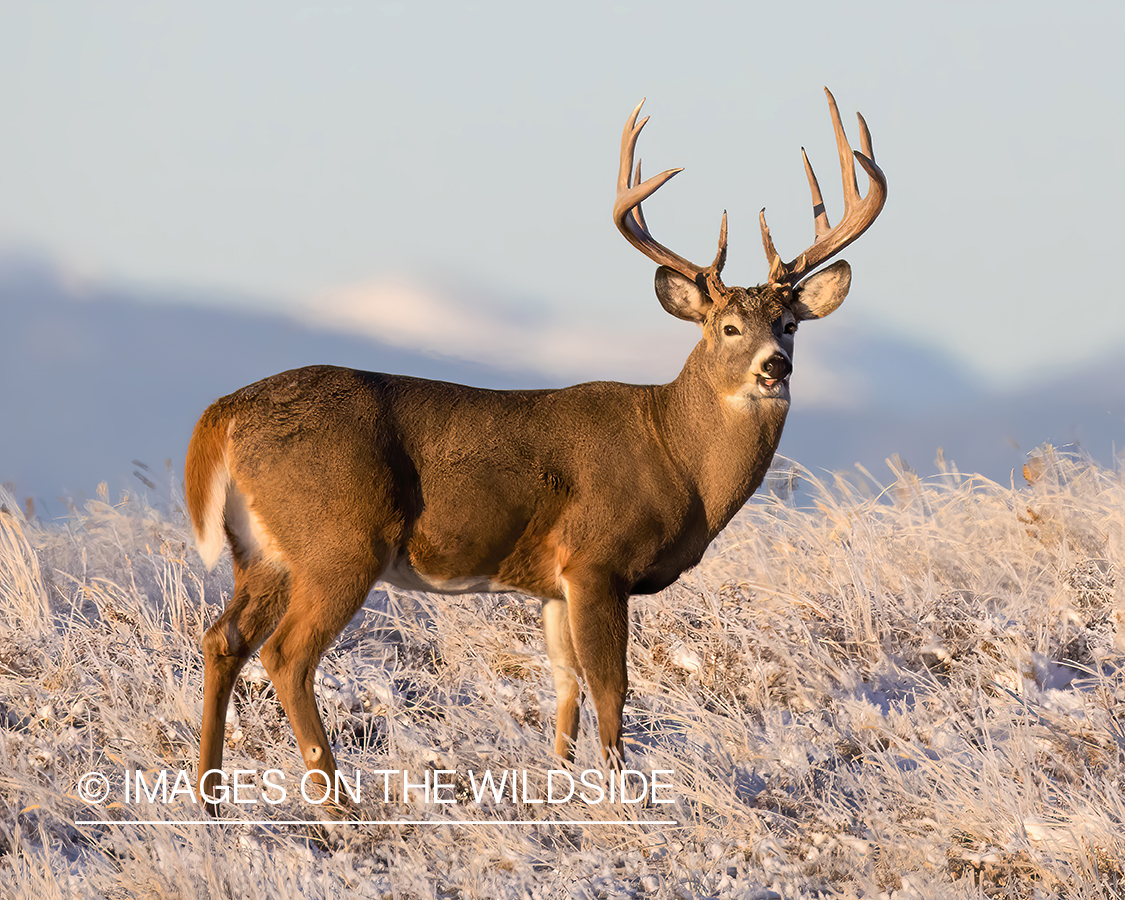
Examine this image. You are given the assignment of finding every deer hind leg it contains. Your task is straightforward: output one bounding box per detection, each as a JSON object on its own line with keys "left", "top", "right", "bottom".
{"left": 199, "top": 557, "right": 288, "bottom": 812}
{"left": 564, "top": 574, "right": 628, "bottom": 765}
{"left": 542, "top": 597, "right": 583, "bottom": 761}
{"left": 258, "top": 560, "right": 381, "bottom": 805}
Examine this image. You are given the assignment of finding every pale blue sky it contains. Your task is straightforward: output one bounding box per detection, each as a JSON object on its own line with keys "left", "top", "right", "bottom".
{"left": 2, "top": 1, "right": 1122, "bottom": 389}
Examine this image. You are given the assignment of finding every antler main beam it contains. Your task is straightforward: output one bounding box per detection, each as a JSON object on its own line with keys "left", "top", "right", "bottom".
{"left": 614, "top": 100, "right": 727, "bottom": 290}
{"left": 761, "top": 87, "right": 887, "bottom": 285}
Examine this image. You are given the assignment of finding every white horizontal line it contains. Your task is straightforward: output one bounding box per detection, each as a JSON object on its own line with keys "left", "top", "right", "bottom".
{"left": 76, "top": 818, "right": 678, "bottom": 827}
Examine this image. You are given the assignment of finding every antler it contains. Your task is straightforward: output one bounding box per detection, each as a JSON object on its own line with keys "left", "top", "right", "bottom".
{"left": 614, "top": 99, "right": 728, "bottom": 294}
{"left": 760, "top": 87, "right": 887, "bottom": 285}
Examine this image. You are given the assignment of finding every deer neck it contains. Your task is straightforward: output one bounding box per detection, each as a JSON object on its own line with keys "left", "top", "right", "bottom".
{"left": 655, "top": 341, "right": 789, "bottom": 534}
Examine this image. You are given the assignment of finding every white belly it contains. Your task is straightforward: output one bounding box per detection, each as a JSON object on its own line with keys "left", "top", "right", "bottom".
{"left": 380, "top": 552, "right": 517, "bottom": 595}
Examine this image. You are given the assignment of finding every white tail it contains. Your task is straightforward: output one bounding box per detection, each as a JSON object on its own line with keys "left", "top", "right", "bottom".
{"left": 187, "top": 418, "right": 231, "bottom": 571}
{"left": 185, "top": 88, "right": 886, "bottom": 811}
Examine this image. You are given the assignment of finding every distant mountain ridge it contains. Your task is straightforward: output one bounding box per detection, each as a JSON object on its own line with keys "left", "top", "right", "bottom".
{"left": 0, "top": 255, "right": 551, "bottom": 511}
{"left": 1, "top": 254, "right": 1122, "bottom": 512}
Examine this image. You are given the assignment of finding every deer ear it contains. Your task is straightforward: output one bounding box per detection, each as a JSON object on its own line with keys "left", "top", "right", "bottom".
{"left": 654, "top": 267, "right": 712, "bottom": 323}
{"left": 790, "top": 259, "right": 851, "bottom": 321}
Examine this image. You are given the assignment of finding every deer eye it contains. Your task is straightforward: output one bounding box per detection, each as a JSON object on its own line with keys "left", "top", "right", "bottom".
{"left": 784, "top": 322, "right": 797, "bottom": 335}
{"left": 723, "top": 324, "right": 741, "bottom": 337}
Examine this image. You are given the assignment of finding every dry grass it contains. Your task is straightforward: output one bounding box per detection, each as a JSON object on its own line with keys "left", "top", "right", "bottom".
{"left": 0, "top": 447, "right": 1123, "bottom": 898}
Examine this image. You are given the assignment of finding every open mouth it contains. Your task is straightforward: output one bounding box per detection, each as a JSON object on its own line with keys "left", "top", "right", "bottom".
{"left": 756, "top": 375, "right": 790, "bottom": 397}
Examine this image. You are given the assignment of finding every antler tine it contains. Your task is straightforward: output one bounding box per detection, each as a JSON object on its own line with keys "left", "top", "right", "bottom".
{"left": 711, "top": 210, "right": 728, "bottom": 275}
{"left": 856, "top": 110, "right": 874, "bottom": 161}
{"left": 616, "top": 99, "right": 647, "bottom": 194}
{"left": 631, "top": 159, "right": 648, "bottom": 233}
{"left": 614, "top": 100, "right": 720, "bottom": 285}
{"left": 801, "top": 147, "right": 831, "bottom": 240}
{"left": 759, "top": 209, "right": 786, "bottom": 285}
{"left": 760, "top": 87, "right": 888, "bottom": 285}
{"left": 825, "top": 87, "right": 860, "bottom": 206}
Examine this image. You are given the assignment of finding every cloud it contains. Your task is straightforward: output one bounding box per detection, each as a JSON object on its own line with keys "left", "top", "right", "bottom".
{"left": 301, "top": 277, "right": 699, "bottom": 384}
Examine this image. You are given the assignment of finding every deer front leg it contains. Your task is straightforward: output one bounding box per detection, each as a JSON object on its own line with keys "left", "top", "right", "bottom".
{"left": 562, "top": 574, "right": 628, "bottom": 764}
{"left": 542, "top": 598, "right": 583, "bottom": 760}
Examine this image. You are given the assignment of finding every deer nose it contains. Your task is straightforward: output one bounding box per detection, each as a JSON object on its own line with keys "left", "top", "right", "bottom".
{"left": 761, "top": 353, "right": 792, "bottom": 381}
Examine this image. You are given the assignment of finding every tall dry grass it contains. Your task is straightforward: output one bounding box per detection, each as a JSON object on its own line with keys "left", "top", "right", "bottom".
{"left": 0, "top": 447, "right": 1122, "bottom": 898}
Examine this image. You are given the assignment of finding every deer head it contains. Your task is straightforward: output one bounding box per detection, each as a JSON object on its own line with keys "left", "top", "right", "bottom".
{"left": 614, "top": 87, "right": 887, "bottom": 406}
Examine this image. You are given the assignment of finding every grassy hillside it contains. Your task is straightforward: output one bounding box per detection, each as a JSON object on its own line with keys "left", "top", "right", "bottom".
{"left": 0, "top": 449, "right": 1122, "bottom": 898}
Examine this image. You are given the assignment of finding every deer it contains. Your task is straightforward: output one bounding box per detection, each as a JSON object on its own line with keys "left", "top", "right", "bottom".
{"left": 184, "top": 88, "right": 886, "bottom": 810}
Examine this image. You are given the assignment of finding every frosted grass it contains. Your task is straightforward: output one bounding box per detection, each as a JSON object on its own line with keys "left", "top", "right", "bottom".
{"left": 0, "top": 446, "right": 1122, "bottom": 898}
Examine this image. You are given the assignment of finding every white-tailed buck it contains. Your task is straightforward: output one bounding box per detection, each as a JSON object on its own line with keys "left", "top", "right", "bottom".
{"left": 186, "top": 88, "right": 885, "bottom": 807}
